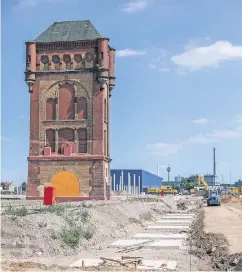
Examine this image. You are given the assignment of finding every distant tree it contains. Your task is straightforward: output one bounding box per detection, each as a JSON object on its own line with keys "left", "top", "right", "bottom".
{"left": 180, "top": 175, "right": 198, "bottom": 190}
{"left": 21, "top": 182, "right": 27, "bottom": 193}
{"left": 1, "top": 182, "right": 6, "bottom": 190}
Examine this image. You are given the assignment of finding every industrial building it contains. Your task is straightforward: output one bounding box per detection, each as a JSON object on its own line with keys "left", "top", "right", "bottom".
{"left": 111, "top": 169, "right": 163, "bottom": 194}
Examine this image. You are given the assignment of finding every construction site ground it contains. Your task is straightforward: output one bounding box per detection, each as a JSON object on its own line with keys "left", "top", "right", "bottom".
{"left": 1, "top": 194, "right": 242, "bottom": 271}
{"left": 204, "top": 195, "right": 242, "bottom": 255}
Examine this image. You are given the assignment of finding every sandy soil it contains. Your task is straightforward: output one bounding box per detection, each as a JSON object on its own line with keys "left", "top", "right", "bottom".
{"left": 1, "top": 196, "right": 209, "bottom": 271}
{"left": 224, "top": 201, "right": 242, "bottom": 211}
{"left": 204, "top": 204, "right": 242, "bottom": 254}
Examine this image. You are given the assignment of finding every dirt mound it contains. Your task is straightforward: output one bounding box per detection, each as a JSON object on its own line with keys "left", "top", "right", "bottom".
{"left": 221, "top": 195, "right": 242, "bottom": 204}
{"left": 1, "top": 198, "right": 174, "bottom": 260}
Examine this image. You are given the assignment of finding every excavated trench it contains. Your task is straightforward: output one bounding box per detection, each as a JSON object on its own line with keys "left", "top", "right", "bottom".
{"left": 188, "top": 207, "right": 242, "bottom": 271}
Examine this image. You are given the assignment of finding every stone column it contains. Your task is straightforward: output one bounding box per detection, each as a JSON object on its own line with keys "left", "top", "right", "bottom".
{"left": 74, "top": 129, "right": 78, "bottom": 153}
{"left": 55, "top": 88, "right": 59, "bottom": 120}
{"left": 55, "top": 129, "right": 58, "bottom": 154}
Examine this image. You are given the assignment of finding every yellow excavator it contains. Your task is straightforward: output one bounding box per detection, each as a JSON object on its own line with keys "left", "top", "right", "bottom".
{"left": 196, "top": 175, "right": 209, "bottom": 190}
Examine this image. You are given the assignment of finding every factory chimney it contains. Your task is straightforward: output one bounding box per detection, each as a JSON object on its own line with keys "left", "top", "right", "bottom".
{"left": 213, "top": 147, "right": 216, "bottom": 186}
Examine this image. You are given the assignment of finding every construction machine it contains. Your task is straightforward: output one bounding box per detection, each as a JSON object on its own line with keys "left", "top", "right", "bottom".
{"left": 196, "top": 175, "right": 209, "bottom": 190}
{"left": 207, "top": 191, "right": 221, "bottom": 206}
{"left": 147, "top": 186, "right": 177, "bottom": 195}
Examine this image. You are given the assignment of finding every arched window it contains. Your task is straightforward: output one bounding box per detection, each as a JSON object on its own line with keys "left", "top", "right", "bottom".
{"left": 77, "top": 97, "right": 87, "bottom": 119}
{"left": 46, "top": 98, "right": 56, "bottom": 120}
{"left": 52, "top": 55, "right": 60, "bottom": 70}
{"left": 58, "top": 128, "right": 74, "bottom": 154}
{"left": 63, "top": 54, "right": 71, "bottom": 70}
{"left": 46, "top": 129, "right": 55, "bottom": 152}
{"left": 59, "top": 84, "right": 75, "bottom": 120}
{"left": 74, "top": 54, "right": 82, "bottom": 69}
{"left": 104, "top": 98, "right": 107, "bottom": 122}
{"left": 41, "top": 55, "right": 49, "bottom": 70}
{"left": 78, "top": 128, "right": 87, "bottom": 153}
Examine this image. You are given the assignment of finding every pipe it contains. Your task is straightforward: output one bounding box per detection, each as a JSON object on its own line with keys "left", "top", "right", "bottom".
{"left": 133, "top": 174, "right": 136, "bottom": 195}
{"left": 113, "top": 174, "right": 116, "bottom": 191}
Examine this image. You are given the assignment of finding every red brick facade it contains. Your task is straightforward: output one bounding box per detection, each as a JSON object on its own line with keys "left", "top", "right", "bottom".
{"left": 25, "top": 22, "right": 115, "bottom": 200}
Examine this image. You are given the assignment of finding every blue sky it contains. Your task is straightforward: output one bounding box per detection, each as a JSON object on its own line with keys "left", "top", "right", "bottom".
{"left": 2, "top": 0, "right": 242, "bottom": 184}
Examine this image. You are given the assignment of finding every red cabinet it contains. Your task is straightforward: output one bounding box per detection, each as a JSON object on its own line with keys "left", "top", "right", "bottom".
{"left": 43, "top": 186, "right": 56, "bottom": 205}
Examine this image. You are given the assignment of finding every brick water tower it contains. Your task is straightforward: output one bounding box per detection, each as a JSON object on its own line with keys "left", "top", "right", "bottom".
{"left": 25, "top": 21, "right": 115, "bottom": 200}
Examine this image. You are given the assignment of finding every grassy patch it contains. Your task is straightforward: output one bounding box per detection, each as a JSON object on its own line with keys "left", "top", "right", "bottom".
{"left": 81, "top": 202, "right": 92, "bottom": 208}
{"left": 37, "top": 203, "right": 72, "bottom": 215}
{"left": 61, "top": 227, "right": 81, "bottom": 248}
{"left": 61, "top": 211, "right": 95, "bottom": 248}
{"left": 6, "top": 206, "right": 28, "bottom": 216}
{"left": 80, "top": 210, "right": 90, "bottom": 223}
{"left": 81, "top": 226, "right": 95, "bottom": 240}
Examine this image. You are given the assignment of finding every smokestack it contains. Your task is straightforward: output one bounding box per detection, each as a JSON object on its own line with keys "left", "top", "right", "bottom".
{"left": 213, "top": 147, "right": 216, "bottom": 186}
{"left": 157, "top": 164, "right": 160, "bottom": 176}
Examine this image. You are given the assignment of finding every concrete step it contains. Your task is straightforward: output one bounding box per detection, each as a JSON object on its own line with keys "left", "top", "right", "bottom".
{"left": 109, "top": 239, "right": 183, "bottom": 249}
{"left": 146, "top": 225, "right": 190, "bottom": 231}
{"left": 133, "top": 233, "right": 187, "bottom": 239}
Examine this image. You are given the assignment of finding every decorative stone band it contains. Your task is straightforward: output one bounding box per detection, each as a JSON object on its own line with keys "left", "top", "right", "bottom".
{"left": 27, "top": 155, "right": 105, "bottom": 161}
{"left": 33, "top": 67, "right": 109, "bottom": 75}
{"left": 36, "top": 40, "right": 99, "bottom": 52}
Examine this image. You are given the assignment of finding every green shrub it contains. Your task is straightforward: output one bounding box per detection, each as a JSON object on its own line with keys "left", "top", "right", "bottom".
{"left": 80, "top": 210, "right": 90, "bottom": 223}
{"left": 61, "top": 227, "right": 81, "bottom": 248}
{"left": 81, "top": 226, "right": 95, "bottom": 240}
{"left": 6, "top": 206, "right": 28, "bottom": 216}
{"left": 38, "top": 205, "right": 65, "bottom": 215}
{"left": 81, "top": 202, "right": 89, "bottom": 208}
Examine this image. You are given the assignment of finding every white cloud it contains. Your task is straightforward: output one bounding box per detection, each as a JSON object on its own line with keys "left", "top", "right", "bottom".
{"left": 17, "top": 0, "right": 77, "bottom": 7}
{"left": 192, "top": 118, "right": 215, "bottom": 124}
{"left": 233, "top": 114, "right": 242, "bottom": 124}
{"left": 147, "top": 48, "right": 170, "bottom": 72}
{"left": 159, "top": 67, "right": 170, "bottom": 72}
{"left": 236, "top": 125, "right": 242, "bottom": 131}
{"left": 171, "top": 41, "right": 242, "bottom": 70}
{"left": 148, "top": 64, "right": 157, "bottom": 70}
{"left": 122, "top": 0, "right": 151, "bottom": 13}
{"left": 116, "top": 49, "right": 146, "bottom": 57}
{"left": 146, "top": 142, "right": 183, "bottom": 157}
{"left": 1, "top": 136, "right": 11, "bottom": 143}
{"left": 147, "top": 127, "right": 242, "bottom": 157}
{"left": 185, "top": 135, "right": 214, "bottom": 144}
{"left": 212, "top": 129, "right": 242, "bottom": 139}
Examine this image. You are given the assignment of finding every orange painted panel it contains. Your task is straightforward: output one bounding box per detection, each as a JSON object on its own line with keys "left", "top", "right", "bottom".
{"left": 50, "top": 171, "right": 79, "bottom": 197}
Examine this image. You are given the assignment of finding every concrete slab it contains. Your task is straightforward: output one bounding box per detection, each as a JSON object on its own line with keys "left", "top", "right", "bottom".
{"left": 147, "top": 225, "right": 190, "bottom": 231}
{"left": 146, "top": 239, "right": 183, "bottom": 249}
{"left": 163, "top": 213, "right": 194, "bottom": 216}
{"left": 70, "top": 258, "right": 103, "bottom": 267}
{"left": 156, "top": 219, "right": 192, "bottom": 225}
{"left": 162, "top": 215, "right": 194, "bottom": 219}
{"left": 109, "top": 239, "right": 183, "bottom": 249}
{"left": 134, "top": 233, "right": 187, "bottom": 239}
{"left": 137, "top": 260, "right": 177, "bottom": 270}
{"left": 109, "top": 239, "right": 148, "bottom": 248}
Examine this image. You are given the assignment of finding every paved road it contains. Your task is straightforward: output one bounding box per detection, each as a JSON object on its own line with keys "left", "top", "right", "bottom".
{"left": 204, "top": 204, "right": 242, "bottom": 254}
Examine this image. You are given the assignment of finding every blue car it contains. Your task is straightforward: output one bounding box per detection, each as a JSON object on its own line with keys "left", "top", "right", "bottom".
{"left": 207, "top": 192, "right": 221, "bottom": 206}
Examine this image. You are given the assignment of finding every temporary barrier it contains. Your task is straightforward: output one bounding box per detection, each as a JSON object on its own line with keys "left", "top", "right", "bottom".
{"left": 43, "top": 186, "right": 56, "bottom": 206}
